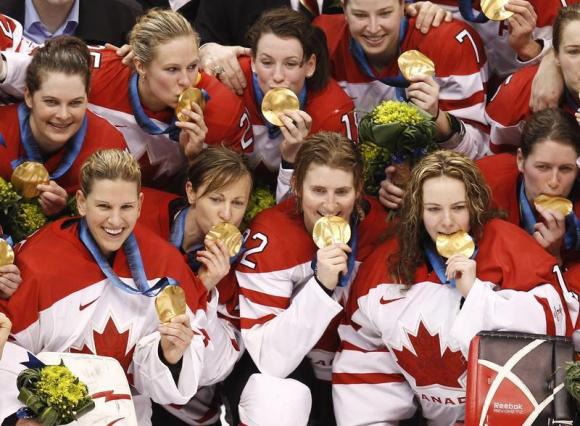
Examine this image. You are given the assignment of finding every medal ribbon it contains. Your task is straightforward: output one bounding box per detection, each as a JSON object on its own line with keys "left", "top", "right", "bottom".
{"left": 11, "top": 103, "right": 88, "bottom": 179}
{"left": 128, "top": 73, "right": 180, "bottom": 142}
{"left": 79, "top": 218, "right": 176, "bottom": 296}
{"left": 422, "top": 238, "right": 478, "bottom": 288}
{"left": 518, "top": 179, "right": 580, "bottom": 251}
{"left": 457, "top": 0, "right": 488, "bottom": 23}
{"left": 252, "top": 73, "right": 307, "bottom": 139}
{"left": 310, "top": 216, "right": 359, "bottom": 288}
{"left": 349, "top": 17, "right": 409, "bottom": 101}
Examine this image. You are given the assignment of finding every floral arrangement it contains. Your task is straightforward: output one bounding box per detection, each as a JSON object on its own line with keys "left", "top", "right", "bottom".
{"left": 358, "top": 100, "right": 438, "bottom": 195}
{"left": 0, "top": 176, "right": 47, "bottom": 242}
{"left": 565, "top": 361, "right": 580, "bottom": 402}
{"left": 242, "top": 186, "right": 276, "bottom": 230}
{"left": 17, "top": 362, "right": 95, "bottom": 425}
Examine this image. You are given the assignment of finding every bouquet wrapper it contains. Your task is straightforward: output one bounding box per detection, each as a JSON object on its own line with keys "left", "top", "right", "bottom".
{"left": 0, "top": 343, "right": 138, "bottom": 425}
{"left": 464, "top": 331, "right": 575, "bottom": 426}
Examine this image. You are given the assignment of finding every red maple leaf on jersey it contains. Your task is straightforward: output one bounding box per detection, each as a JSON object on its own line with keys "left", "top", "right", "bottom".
{"left": 71, "top": 317, "right": 135, "bottom": 375}
{"left": 391, "top": 321, "right": 466, "bottom": 388}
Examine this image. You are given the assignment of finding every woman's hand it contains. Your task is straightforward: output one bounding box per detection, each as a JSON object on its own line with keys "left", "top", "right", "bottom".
{"left": 533, "top": 204, "right": 566, "bottom": 262}
{"left": 446, "top": 254, "right": 476, "bottom": 297}
{"left": 530, "top": 50, "right": 562, "bottom": 112}
{"left": 406, "top": 75, "right": 440, "bottom": 118}
{"left": 200, "top": 43, "right": 251, "bottom": 95}
{"left": 506, "top": 0, "right": 541, "bottom": 61}
{"left": 159, "top": 313, "right": 194, "bottom": 365}
{"left": 0, "top": 264, "right": 22, "bottom": 299}
{"left": 378, "top": 166, "right": 405, "bottom": 210}
{"left": 176, "top": 102, "right": 208, "bottom": 160}
{"left": 405, "top": 1, "right": 452, "bottom": 34}
{"left": 37, "top": 181, "right": 68, "bottom": 216}
{"left": 315, "top": 243, "right": 351, "bottom": 292}
{"left": 279, "top": 109, "right": 313, "bottom": 163}
{"left": 196, "top": 239, "right": 231, "bottom": 291}
{"left": 0, "top": 312, "right": 11, "bottom": 358}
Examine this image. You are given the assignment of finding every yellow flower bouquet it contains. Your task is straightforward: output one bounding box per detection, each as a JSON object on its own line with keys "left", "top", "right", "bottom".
{"left": 358, "top": 100, "right": 438, "bottom": 195}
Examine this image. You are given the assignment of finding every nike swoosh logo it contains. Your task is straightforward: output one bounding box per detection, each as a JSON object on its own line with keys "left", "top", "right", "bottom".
{"left": 79, "top": 297, "right": 99, "bottom": 311}
{"left": 379, "top": 296, "right": 404, "bottom": 305}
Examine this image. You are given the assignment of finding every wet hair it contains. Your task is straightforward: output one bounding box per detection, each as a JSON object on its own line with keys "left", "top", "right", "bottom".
{"left": 553, "top": 3, "right": 580, "bottom": 53}
{"left": 79, "top": 149, "right": 141, "bottom": 195}
{"left": 187, "top": 147, "right": 252, "bottom": 198}
{"left": 129, "top": 8, "right": 199, "bottom": 65}
{"left": 246, "top": 7, "right": 330, "bottom": 92}
{"left": 25, "top": 35, "right": 91, "bottom": 95}
{"left": 520, "top": 108, "right": 580, "bottom": 157}
{"left": 389, "top": 150, "right": 500, "bottom": 285}
{"left": 292, "top": 131, "right": 364, "bottom": 215}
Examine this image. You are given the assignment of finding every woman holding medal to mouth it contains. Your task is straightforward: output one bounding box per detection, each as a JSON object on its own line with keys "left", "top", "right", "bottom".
{"left": 0, "top": 36, "right": 127, "bottom": 216}
{"left": 0, "top": 149, "right": 214, "bottom": 425}
{"left": 236, "top": 8, "right": 357, "bottom": 196}
{"left": 332, "top": 150, "right": 575, "bottom": 425}
{"left": 232, "top": 132, "right": 388, "bottom": 425}
{"left": 486, "top": 4, "right": 580, "bottom": 152}
{"left": 477, "top": 108, "right": 580, "bottom": 268}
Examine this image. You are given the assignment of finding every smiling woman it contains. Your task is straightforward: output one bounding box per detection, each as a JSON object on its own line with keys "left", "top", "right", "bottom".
{"left": 0, "top": 36, "right": 127, "bottom": 217}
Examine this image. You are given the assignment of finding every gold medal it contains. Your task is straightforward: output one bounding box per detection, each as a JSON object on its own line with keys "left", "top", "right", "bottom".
{"left": 206, "top": 222, "right": 243, "bottom": 257}
{"left": 0, "top": 238, "right": 14, "bottom": 267}
{"left": 11, "top": 162, "right": 50, "bottom": 199}
{"left": 312, "top": 216, "right": 351, "bottom": 249}
{"left": 481, "top": 0, "right": 513, "bottom": 21}
{"left": 261, "top": 88, "right": 299, "bottom": 127}
{"left": 534, "top": 194, "right": 573, "bottom": 216}
{"left": 155, "top": 285, "right": 186, "bottom": 323}
{"left": 436, "top": 231, "right": 475, "bottom": 258}
{"left": 398, "top": 50, "right": 435, "bottom": 80}
{"left": 175, "top": 87, "right": 206, "bottom": 122}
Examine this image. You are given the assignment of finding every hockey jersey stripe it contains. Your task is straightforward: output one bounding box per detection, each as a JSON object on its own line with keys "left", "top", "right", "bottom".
{"left": 240, "top": 314, "right": 277, "bottom": 330}
{"left": 436, "top": 73, "right": 486, "bottom": 101}
{"left": 333, "top": 372, "right": 406, "bottom": 385}
{"left": 240, "top": 287, "right": 289, "bottom": 309}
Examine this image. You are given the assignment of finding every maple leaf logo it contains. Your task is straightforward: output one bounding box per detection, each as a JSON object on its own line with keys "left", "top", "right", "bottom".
{"left": 391, "top": 321, "right": 466, "bottom": 389}
{"left": 71, "top": 317, "right": 136, "bottom": 375}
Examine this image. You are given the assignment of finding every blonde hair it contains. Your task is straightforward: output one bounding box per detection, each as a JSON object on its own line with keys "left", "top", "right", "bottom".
{"left": 79, "top": 149, "right": 141, "bottom": 195}
{"left": 129, "top": 8, "right": 199, "bottom": 65}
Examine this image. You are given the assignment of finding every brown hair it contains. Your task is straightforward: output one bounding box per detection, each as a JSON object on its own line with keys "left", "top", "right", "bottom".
{"left": 246, "top": 7, "right": 330, "bottom": 92}
{"left": 389, "top": 150, "right": 500, "bottom": 285}
{"left": 187, "top": 147, "right": 252, "bottom": 197}
{"left": 292, "top": 131, "right": 364, "bottom": 214}
{"left": 520, "top": 108, "right": 580, "bottom": 157}
{"left": 129, "top": 8, "right": 199, "bottom": 65}
{"left": 25, "top": 35, "right": 91, "bottom": 95}
{"left": 79, "top": 149, "right": 141, "bottom": 195}
{"left": 553, "top": 3, "right": 580, "bottom": 53}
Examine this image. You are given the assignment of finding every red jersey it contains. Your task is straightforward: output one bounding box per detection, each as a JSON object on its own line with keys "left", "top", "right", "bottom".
{"left": 86, "top": 47, "right": 253, "bottom": 184}
{"left": 0, "top": 104, "right": 127, "bottom": 192}
{"left": 316, "top": 15, "right": 489, "bottom": 158}
{"left": 238, "top": 56, "right": 357, "bottom": 172}
{"left": 0, "top": 14, "right": 35, "bottom": 53}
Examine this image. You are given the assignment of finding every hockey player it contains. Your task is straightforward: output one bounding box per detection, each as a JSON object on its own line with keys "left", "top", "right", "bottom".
{"left": 315, "top": 0, "right": 490, "bottom": 160}
{"left": 0, "top": 36, "right": 127, "bottom": 216}
{"left": 0, "top": 150, "right": 213, "bottom": 425}
{"left": 333, "top": 150, "right": 576, "bottom": 425}
{"left": 486, "top": 4, "right": 580, "bottom": 152}
{"left": 234, "top": 132, "right": 389, "bottom": 425}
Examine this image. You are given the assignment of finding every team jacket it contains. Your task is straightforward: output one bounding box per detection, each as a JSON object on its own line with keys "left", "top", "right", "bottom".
{"left": 236, "top": 196, "right": 388, "bottom": 381}
{"left": 0, "top": 218, "right": 212, "bottom": 422}
{"left": 485, "top": 65, "right": 578, "bottom": 153}
{"left": 332, "top": 219, "right": 574, "bottom": 425}
{"left": 138, "top": 187, "right": 242, "bottom": 425}
{"left": 0, "top": 104, "right": 127, "bottom": 192}
{"left": 238, "top": 56, "right": 357, "bottom": 172}
{"left": 315, "top": 15, "right": 489, "bottom": 159}
{"left": 0, "top": 14, "right": 35, "bottom": 53}
{"left": 423, "top": 0, "right": 577, "bottom": 77}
